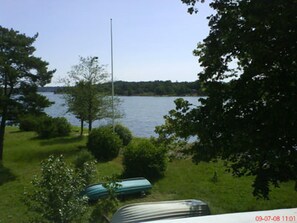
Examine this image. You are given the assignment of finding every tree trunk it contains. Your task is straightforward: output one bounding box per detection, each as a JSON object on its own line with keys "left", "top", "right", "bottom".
{"left": 88, "top": 120, "right": 92, "bottom": 133}
{"left": 80, "top": 119, "right": 84, "bottom": 136}
{"left": 0, "top": 110, "right": 7, "bottom": 161}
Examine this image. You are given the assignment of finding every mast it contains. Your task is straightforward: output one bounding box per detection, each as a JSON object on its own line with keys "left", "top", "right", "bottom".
{"left": 110, "top": 18, "right": 115, "bottom": 132}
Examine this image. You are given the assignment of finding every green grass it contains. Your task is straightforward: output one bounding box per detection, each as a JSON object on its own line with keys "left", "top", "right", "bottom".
{"left": 0, "top": 127, "right": 296, "bottom": 222}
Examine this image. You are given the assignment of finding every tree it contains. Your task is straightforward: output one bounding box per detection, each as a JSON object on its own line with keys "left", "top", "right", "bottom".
{"left": 0, "top": 26, "right": 54, "bottom": 161}
{"left": 157, "top": 0, "right": 297, "bottom": 199}
{"left": 63, "top": 56, "right": 121, "bottom": 134}
{"left": 24, "top": 155, "right": 94, "bottom": 223}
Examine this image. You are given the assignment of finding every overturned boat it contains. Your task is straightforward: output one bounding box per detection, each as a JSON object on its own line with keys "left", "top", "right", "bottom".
{"left": 111, "top": 199, "right": 210, "bottom": 223}
{"left": 82, "top": 177, "right": 152, "bottom": 201}
{"left": 144, "top": 208, "right": 297, "bottom": 223}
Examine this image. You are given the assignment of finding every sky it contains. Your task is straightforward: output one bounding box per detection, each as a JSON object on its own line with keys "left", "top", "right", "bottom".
{"left": 0, "top": 0, "right": 213, "bottom": 85}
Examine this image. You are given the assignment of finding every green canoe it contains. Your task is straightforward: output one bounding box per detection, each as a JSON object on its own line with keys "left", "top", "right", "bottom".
{"left": 82, "top": 177, "right": 152, "bottom": 201}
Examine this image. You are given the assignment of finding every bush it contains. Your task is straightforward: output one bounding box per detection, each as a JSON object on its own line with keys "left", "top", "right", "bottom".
{"left": 87, "top": 127, "right": 123, "bottom": 161}
{"left": 24, "top": 155, "right": 89, "bottom": 223}
{"left": 36, "top": 116, "right": 71, "bottom": 138}
{"left": 123, "top": 138, "right": 168, "bottom": 180}
{"left": 73, "top": 150, "right": 97, "bottom": 185}
{"left": 105, "top": 124, "right": 133, "bottom": 146}
{"left": 114, "top": 124, "right": 133, "bottom": 146}
{"left": 54, "top": 117, "right": 71, "bottom": 136}
{"left": 73, "top": 149, "right": 96, "bottom": 169}
{"left": 19, "top": 115, "right": 43, "bottom": 131}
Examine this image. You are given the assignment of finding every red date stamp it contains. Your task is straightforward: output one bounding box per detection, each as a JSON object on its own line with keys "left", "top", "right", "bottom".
{"left": 255, "top": 215, "right": 296, "bottom": 222}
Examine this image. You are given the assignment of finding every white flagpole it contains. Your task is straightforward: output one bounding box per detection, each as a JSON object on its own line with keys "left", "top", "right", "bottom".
{"left": 110, "top": 18, "right": 115, "bottom": 132}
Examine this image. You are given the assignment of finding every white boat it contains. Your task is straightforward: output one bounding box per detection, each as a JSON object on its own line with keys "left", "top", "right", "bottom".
{"left": 111, "top": 199, "right": 210, "bottom": 223}
{"left": 144, "top": 208, "right": 297, "bottom": 223}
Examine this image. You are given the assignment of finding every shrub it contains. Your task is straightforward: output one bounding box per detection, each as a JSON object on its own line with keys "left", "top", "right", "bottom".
{"left": 114, "top": 124, "right": 133, "bottom": 146}
{"left": 19, "top": 115, "right": 43, "bottom": 131}
{"left": 54, "top": 117, "right": 71, "bottom": 136}
{"left": 73, "top": 149, "right": 96, "bottom": 169}
{"left": 36, "top": 116, "right": 71, "bottom": 138}
{"left": 87, "top": 127, "right": 123, "bottom": 161}
{"left": 123, "top": 138, "right": 168, "bottom": 180}
{"left": 24, "top": 155, "right": 89, "bottom": 223}
{"left": 36, "top": 116, "right": 56, "bottom": 138}
{"left": 73, "top": 150, "right": 97, "bottom": 185}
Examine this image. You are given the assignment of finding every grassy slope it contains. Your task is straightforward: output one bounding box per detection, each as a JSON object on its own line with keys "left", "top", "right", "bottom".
{"left": 0, "top": 127, "right": 296, "bottom": 222}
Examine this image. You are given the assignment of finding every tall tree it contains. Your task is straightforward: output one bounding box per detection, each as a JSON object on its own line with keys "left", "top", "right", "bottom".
{"left": 63, "top": 56, "right": 121, "bottom": 134}
{"left": 157, "top": 0, "right": 297, "bottom": 198}
{"left": 0, "top": 26, "right": 54, "bottom": 161}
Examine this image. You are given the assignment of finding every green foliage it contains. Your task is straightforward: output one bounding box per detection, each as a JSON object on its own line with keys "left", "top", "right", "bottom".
{"left": 62, "top": 56, "right": 122, "bottom": 133}
{"left": 181, "top": 0, "right": 204, "bottom": 14}
{"left": 24, "top": 155, "right": 89, "bottom": 223}
{"left": 158, "top": 0, "right": 297, "bottom": 199}
{"left": 89, "top": 176, "right": 120, "bottom": 223}
{"left": 123, "top": 138, "right": 168, "bottom": 180}
{"left": 87, "top": 127, "right": 123, "bottom": 161}
{"left": 1, "top": 128, "right": 297, "bottom": 222}
{"left": 0, "top": 26, "right": 55, "bottom": 160}
{"left": 97, "top": 80, "right": 203, "bottom": 96}
{"left": 73, "top": 150, "right": 97, "bottom": 185}
{"left": 36, "top": 116, "right": 71, "bottom": 139}
{"left": 73, "top": 149, "right": 96, "bottom": 169}
{"left": 113, "top": 124, "right": 133, "bottom": 146}
{"left": 19, "top": 115, "right": 44, "bottom": 132}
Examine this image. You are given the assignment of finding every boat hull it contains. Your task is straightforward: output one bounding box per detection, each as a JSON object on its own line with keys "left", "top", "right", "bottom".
{"left": 82, "top": 177, "right": 152, "bottom": 201}
{"left": 111, "top": 199, "right": 210, "bottom": 223}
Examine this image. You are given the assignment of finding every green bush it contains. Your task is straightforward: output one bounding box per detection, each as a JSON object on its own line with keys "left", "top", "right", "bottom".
{"left": 114, "top": 124, "right": 133, "bottom": 146}
{"left": 105, "top": 124, "right": 133, "bottom": 146}
{"left": 19, "top": 115, "right": 43, "bottom": 131}
{"left": 87, "top": 127, "right": 123, "bottom": 161}
{"left": 123, "top": 138, "right": 168, "bottom": 180}
{"left": 73, "top": 150, "right": 97, "bottom": 185}
{"left": 54, "top": 117, "right": 71, "bottom": 136}
{"left": 24, "top": 155, "right": 89, "bottom": 223}
{"left": 73, "top": 149, "right": 96, "bottom": 169}
{"left": 36, "top": 116, "right": 71, "bottom": 138}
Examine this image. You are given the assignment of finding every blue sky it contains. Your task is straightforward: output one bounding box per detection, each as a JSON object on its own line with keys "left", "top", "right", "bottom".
{"left": 1, "top": 0, "right": 212, "bottom": 84}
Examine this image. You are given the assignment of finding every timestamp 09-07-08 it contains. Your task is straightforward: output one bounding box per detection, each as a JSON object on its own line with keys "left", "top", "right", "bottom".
{"left": 255, "top": 215, "right": 296, "bottom": 222}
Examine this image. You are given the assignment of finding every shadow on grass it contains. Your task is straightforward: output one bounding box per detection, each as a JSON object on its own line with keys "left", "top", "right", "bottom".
{"left": 0, "top": 163, "right": 17, "bottom": 185}
{"left": 30, "top": 135, "right": 85, "bottom": 146}
{"left": 19, "top": 147, "right": 81, "bottom": 163}
{"left": 8, "top": 130, "right": 23, "bottom": 134}
{"left": 117, "top": 191, "right": 152, "bottom": 202}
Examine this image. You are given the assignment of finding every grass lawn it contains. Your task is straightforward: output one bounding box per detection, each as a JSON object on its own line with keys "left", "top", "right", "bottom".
{"left": 0, "top": 127, "right": 296, "bottom": 222}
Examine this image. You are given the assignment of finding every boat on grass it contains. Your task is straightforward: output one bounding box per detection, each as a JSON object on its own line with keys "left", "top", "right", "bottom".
{"left": 82, "top": 177, "right": 152, "bottom": 201}
{"left": 111, "top": 199, "right": 210, "bottom": 223}
{"left": 144, "top": 208, "right": 297, "bottom": 223}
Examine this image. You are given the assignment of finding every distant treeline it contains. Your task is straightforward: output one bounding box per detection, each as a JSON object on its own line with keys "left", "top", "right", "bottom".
{"left": 40, "top": 80, "right": 205, "bottom": 96}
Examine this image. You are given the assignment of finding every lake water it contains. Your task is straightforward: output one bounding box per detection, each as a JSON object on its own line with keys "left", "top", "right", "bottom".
{"left": 42, "top": 93, "right": 201, "bottom": 138}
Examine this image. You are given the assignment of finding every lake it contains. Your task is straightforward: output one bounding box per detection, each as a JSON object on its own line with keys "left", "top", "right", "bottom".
{"left": 42, "top": 93, "right": 201, "bottom": 138}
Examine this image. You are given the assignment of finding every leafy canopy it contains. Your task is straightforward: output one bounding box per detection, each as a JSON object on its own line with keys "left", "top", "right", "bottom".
{"left": 24, "top": 155, "right": 92, "bottom": 223}
{"left": 63, "top": 56, "right": 122, "bottom": 134}
{"left": 157, "top": 0, "right": 297, "bottom": 199}
{"left": 0, "top": 26, "right": 54, "bottom": 160}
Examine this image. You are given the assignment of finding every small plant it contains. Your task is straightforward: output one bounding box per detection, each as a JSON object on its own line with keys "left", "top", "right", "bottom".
{"left": 211, "top": 171, "right": 218, "bottom": 183}
{"left": 87, "top": 127, "right": 123, "bottom": 161}
{"left": 24, "top": 155, "right": 89, "bottom": 223}
{"left": 123, "top": 138, "right": 168, "bottom": 181}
